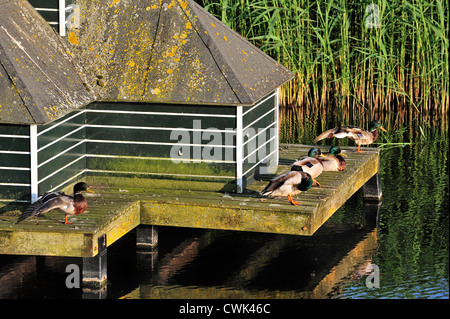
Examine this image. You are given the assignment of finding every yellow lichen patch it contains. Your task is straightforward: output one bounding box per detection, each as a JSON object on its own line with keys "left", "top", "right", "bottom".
{"left": 211, "top": 23, "right": 216, "bottom": 28}
{"left": 186, "top": 22, "right": 192, "bottom": 29}
{"left": 223, "top": 36, "right": 228, "bottom": 41}
{"left": 163, "top": 45, "right": 178, "bottom": 58}
{"left": 166, "top": 68, "right": 173, "bottom": 74}
{"left": 68, "top": 31, "right": 79, "bottom": 45}
{"left": 179, "top": 0, "right": 189, "bottom": 10}
{"left": 242, "top": 50, "right": 248, "bottom": 55}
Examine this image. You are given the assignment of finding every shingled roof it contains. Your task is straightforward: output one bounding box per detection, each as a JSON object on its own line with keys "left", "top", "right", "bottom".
{"left": 0, "top": 0, "right": 94, "bottom": 124}
{"left": 0, "top": 0, "right": 294, "bottom": 125}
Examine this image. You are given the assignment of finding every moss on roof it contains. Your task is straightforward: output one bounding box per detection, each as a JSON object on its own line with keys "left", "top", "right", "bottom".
{"left": 0, "top": 0, "right": 293, "bottom": 125}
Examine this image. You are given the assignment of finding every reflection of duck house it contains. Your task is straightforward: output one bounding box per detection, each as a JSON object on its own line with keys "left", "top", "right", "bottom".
{"left": 0, "top": 0, "right": 293, "bottom": 203}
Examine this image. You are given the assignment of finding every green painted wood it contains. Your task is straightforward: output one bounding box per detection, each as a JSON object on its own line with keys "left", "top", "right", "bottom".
{"left": 87, "top": 157, "right": 236, "bottom": 178}
{"left": 0, "top": 153, "right": 30, "bottom": 168}
{"left": 0, "top": 186, "right": 30, "bottom": 201}
{"left": 36, "top": 110, "right": 87, "bottom": 193}
{"left": 0, "top": 124, "right": 30, "bottom": 135}
{"left": 87, "top": 112, "right": 236, "bottom": 131}
{"left": 0, "top": 169, "right": 30, "bottom": 184}
{"left": 242, "top": 95, "right": 275, "bottom": 128}
{"left": 0, "top": 136, "right": 30, "bottom": 152}
{"left": 88, "top": 102, "right": 237, "bottom": 116}
{"left": 0, "top": 124, "right": 31, "bottom": 201}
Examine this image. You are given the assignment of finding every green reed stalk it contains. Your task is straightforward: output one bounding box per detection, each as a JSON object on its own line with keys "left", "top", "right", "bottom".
{"left": 198, "top": 0, "right": 448, "bottom": 126}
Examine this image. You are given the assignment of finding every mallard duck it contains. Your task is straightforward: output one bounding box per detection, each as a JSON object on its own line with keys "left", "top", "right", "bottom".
{"left": 260, "top": 171, "right": 313, "bottom": 206}
{"left": 314, "top": 120, "right": 387, "bottom": 153}
{"left": 290, "top": 147, "right": 328, "bottom": 187}
{"left": 16, "top": 182, "right": 94, "bottom": 225}
{"left": 321, "top": 146, "right": 347, "bottom": 171}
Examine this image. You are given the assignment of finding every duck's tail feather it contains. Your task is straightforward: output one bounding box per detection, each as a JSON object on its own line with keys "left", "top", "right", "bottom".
{"left": 16, "top": 199, "right": 51, "bottom": 224}
{"left": 260, "top": 183, "right": 274, "bottom": 196}
{"left": 15, "top": 192, "right": 65, "bottom": 224}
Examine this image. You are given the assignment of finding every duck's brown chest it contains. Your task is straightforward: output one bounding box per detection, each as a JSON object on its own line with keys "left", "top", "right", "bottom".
{"left": 73, "top": 195, "right": 87, "bottom": 215}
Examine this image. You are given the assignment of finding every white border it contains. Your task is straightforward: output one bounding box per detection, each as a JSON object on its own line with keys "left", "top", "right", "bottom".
{"left": 29, "top": 124, "right": 39, "bottom": 202}
{"left": 236, "top": 106, "right": 243, "bottom": 193}
{"left": 58, "top": 0, "right": 66, "bottom": 36}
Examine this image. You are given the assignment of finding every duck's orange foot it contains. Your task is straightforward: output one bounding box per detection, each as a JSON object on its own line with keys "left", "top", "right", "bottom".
{"left": 288, "top": 194, "right": 301, "bottom": 206}
{"left": 356, "top": 145, "right": 365, "bottom": 153}
{"left": 313, "top": 179, "right": 322, "bottom": 187}
{"left": 64, "top": 215, "right": 72, "bottom": 225}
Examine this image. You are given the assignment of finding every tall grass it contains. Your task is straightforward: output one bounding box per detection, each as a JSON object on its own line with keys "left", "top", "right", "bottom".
{"left": 198, "top": 0, "right": 448, "bottom": 127}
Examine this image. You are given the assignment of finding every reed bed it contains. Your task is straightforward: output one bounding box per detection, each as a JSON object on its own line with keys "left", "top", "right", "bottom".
{"left": 199, "top": 0, "right": 448, "bottom": 128}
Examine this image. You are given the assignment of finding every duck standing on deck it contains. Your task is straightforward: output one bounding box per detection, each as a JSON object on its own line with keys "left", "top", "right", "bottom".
{"left": 16, "top": 182, "right": 94, "bottom": 225}
{"left": 290, "top": 147, "right": 328, "bottom": 187}
{"left": 321, "top": 146, "right": 347, "bottom": 171}
{"left": 260, "top": 171, "right": 313, "bottom": 206}
{"left": 314, "top": 120, "right": 387, "bottom": 153}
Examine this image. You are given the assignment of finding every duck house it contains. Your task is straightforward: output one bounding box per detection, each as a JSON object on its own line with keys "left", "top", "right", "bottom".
{"left": 0, "top": 0, "right": 294, "bottom": 204}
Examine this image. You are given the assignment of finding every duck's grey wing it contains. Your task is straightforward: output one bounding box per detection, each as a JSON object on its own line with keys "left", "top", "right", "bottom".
{"left": 260, "top": 171, "right": 299, "bottom": 196}
{"left": 314, "top": 128, "right": 336, "bottom": 143}
{"left": 314, "top": 125, "right": 361, "bottom": 142}
{"left": 16, "top": 192, "right": 72, "bottom": 224}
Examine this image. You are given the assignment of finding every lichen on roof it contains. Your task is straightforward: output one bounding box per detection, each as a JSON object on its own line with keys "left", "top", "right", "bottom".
{"left": 0, "top": 0, "right": 94, "bottom": 124}
{"left": 0, "top": 0, "right": 293, "bottom": 125}
{"left": 65, "top": 0, "right": 293, "bottom": 106}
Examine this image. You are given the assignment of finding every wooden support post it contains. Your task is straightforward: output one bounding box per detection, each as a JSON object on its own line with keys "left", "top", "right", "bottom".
{"left": 137, "top": 225, "right": 158, "bottom": 248}
{"left": 361, "top": 201, "right": 381, "bottom": 230}
{"left": 82, "top": 234, "right": 107, "bottom": 289}
{"left": 136, "top": 225, "right": 158, "bottom": 272}
{"left": 363, "top": 167, "right": 382, "bottom": 202}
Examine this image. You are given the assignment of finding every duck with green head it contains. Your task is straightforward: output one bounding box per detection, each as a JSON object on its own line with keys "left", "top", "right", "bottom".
{"left": 290, "top": 147, "right": 328, "bottom": 187}
{"left": 314, "top": 120, "right": 387, "bottom": 153}
{"left": 321, "top": 146, "right": 347, "bottom": 171}
{"left": 16, "top": 182, "right": 94, "bottom": 225}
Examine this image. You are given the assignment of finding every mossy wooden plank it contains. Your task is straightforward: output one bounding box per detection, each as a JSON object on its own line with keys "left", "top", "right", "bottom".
{"left": 88, "top": 201, "right": 141, "bottom": 257}
{"left": 0, "top": 229, "right": 89, "bottom": 256}
{"left": 140, "top": 201, "right": 313, "bottom": 235}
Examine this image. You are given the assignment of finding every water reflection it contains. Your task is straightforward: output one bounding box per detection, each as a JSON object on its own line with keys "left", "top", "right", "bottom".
{"left": 109, "top": 199, "right": 381, "bottom": 299}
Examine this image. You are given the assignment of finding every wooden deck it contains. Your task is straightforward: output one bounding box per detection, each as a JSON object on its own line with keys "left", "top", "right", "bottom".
{"left": 0, "top": 144, "right": 380, "bottom": 258}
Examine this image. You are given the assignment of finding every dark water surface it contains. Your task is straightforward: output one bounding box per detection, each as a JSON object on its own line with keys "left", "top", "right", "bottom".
{"left": 0, "top": 114, "right": 448, "bottom": 299}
